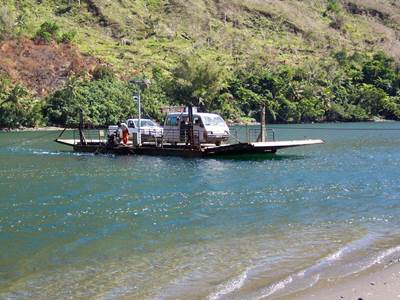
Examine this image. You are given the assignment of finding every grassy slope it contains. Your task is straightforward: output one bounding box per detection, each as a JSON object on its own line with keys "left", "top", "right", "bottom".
{"left": 1, "top": 0, "right": 400, "bottom": 80}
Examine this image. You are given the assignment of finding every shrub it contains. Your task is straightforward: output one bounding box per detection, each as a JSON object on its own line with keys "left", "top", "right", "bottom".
{"left": 34, "top": 21, "right": 60, "bottom": 44}
{"left": 330, "top": 14, "right": 344, "bottom": 30}
{"left": 0, "top": 6, "right": 14, "bottom": 40}
{"left": 92, "top": 66, "right": 115, "bottom": 81}
{"left": 380, "top": 96, "right": 400, "bottom": 119}
{"left": 327, "top": 0, "right": 341, "bottom": 14}
{"left": 334, "top": 50, "right": 347, "bottom": 65}
{"left": 356, "top": 84, "right": 388, "bottom": 116}
{"left": 326, "top": 103, "right": 369, "bottom": 122}
{"left": 59, "top": 30, "right": 76, "bottom": 43}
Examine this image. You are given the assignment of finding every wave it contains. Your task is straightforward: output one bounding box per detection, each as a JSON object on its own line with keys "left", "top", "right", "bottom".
{"left": 10, "top": 147, "right": 96, "bottom": 157}
{"left": 32, "top": 150, "right": 95, "bottom": 157}
{"left": 256, "top": 235, "right": 400, "bottom": 299}
{"left": 1, "top": 145, "right": 99, "bottom": 157}
{"left": 208, "top": 233, "right": 400, "bottom": 300}
{"left": 338, "top": 244, "right": 400, "bottom": 277}
{"left": 208, "top": 268, "right": 251, "bottom": 300}
{"left": 373, "top": 245, "right": 400, "bottom": 265}
{"left": 250, "top": 234, "right": 378, "bottom": 299}
{"left": 257, "top": 275, "right": 294, "bottom": 299}
{"left": 299, "top": 233, "right": 378, "bottom": 277}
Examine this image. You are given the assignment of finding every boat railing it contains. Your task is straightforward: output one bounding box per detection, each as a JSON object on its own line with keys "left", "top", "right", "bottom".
{"left": 68, "top": 127, "right": 202, "bottom": 147}
{"left": 69, "top": 126, "right": 277, "bottom": 147}
{"left": 139, "top": 128, "right": 163, "bottom": 144}
{"left": 73, "top": 129, "right": 107, "bottom": 144}
{"left": 161, "top": 128, "right": 201, "bottom": 147}
{"left": 228, "top": 126, "right": 275, "bottom": 143}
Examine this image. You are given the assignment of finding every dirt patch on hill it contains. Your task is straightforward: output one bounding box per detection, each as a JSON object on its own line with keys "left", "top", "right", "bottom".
{"left": 0, "top": 38, "right": 100, "bottom": 97}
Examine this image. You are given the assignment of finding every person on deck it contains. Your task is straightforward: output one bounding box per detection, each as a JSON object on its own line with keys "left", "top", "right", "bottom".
{"left": 120, "top": 123, "right": 129, "bottom": 144}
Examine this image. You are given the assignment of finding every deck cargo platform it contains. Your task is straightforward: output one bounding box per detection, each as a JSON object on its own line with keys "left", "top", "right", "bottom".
{"left": 55, "top": 138, "right": 324, "bottom": 157}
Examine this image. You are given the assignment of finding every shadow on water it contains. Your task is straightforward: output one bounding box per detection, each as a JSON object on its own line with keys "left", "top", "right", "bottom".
{"left": 214, "top": 153, "right": 306, "bottom": 161}
{"left": 40, "top": 150, "right": 306, "bottom": 162}
{"left": 2, "top": 141, "right": 308, "bottom": 162}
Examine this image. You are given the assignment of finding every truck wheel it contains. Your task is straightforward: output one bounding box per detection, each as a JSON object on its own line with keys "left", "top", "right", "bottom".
{"left": 215, "top": 141, "right": 221, "bottom": 146}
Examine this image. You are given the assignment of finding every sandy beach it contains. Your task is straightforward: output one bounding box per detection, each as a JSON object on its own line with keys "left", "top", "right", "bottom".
{"left": 284, "top": 261, "right": 400, "bottom": 300}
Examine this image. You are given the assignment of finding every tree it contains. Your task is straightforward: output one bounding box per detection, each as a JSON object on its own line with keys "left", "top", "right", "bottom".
{"left": 141, "top": 67, "right": 171, "bottom": 121}
{"left": 169, "top": 55, "right": 228, "bottom": 111}
{"left": 0, "top": 85, "right": 43, "bottom": 128}
{"left": 44, "top": 76, "right": 137, "bottom": 126}
{"left": 362, "top": 52, "right": 397, "bottom": 95}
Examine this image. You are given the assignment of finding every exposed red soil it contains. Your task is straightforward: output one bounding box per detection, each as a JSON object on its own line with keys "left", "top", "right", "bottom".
{"left": 0, "top": 38, "right": 100, "bottom": 97}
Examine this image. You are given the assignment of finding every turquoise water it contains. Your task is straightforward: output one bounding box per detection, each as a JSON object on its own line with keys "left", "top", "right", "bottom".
{"left": 1, "top": 123, "right": 400, "bottom": 299}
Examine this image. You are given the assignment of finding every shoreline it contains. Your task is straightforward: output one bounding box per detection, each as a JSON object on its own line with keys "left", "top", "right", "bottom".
{"left": 283, "top": 260, "right": 400, "bottom": 300}
{"left": 1, "top": 119, "right": 398, "bottom": 132}
{"left": 0, "top": 126, "right": 65, "bottom": 132}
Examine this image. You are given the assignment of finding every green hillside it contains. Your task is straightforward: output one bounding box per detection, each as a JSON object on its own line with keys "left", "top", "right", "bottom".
{"left": 1, "top": 0, "right": 400, "bottom": 127}
{"left": 3, "top": 0, "right": 400, "bottom": 72}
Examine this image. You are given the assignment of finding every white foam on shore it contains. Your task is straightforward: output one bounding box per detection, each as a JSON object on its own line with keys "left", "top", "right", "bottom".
{"left": 207, "top": 234, "right": 381, "bottom": 300}
{"left": 98, "top": 284, "right": 136, "bottom": 300}
{"left": 256, "top": 234, "right": 381, "bottom": 299}
{"left": 345, "top": 244, "right": 400, "bottom": 275}
{"left": 257, "top": 275, "right": 294, "bottom": 299}
{"left": 207, "top": 247, "right": 343, "bottom": 300}
{"left": 297, "top": 233, "right": 378, "bottom": 280}
{"left": 372, "top": 245, "right": 400, "bottom": 265}
{"left": 208, "top": 268, "right": 251, "bottom": 300}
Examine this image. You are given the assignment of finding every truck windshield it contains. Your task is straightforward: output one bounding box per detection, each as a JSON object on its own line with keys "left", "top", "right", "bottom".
{"left": 202, "top": 115, "right": 225, "bottom": 126}
{"left": 133, "top": 120, "right": 157, "bottom": 127}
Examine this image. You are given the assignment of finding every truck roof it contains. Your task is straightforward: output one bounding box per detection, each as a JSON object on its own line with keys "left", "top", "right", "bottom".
{"left": 166, "top": 112, "right": 221, "bottom": 117}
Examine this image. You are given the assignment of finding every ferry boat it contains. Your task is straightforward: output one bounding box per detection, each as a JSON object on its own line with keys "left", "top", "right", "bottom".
{"left": 55, "top": 106, "right": 324, "bottom": 157}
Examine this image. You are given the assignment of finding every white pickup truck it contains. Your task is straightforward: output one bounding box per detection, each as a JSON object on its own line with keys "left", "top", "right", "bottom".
{"left": 163, "top": 112, "right": 230, "bottom": 146}
{"left": 108, "top": 118, "right": 163, "bottom": 142}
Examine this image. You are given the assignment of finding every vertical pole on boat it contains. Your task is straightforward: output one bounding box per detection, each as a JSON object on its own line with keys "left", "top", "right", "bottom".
{"left": 130, "top": 78, "right": 150, "bottom": 146}
{"left": 130, "top": 78, "right": 149, "bottom": 146}
{"left": 78, "top": 107, "right": 86, "bottom": 145}
{"left": 260, "top": 104, "right": 266, "bottom": 142}
{"left": 137, "top": 88, "right": 142, "bottom": 146}
{"left": 188, "top": 104, "right": 195, "bottom": 149}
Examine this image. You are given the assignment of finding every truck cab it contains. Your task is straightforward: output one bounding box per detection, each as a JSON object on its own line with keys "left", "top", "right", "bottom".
{"left": 126, "top": 118, "right": 163, "bottom": 138}
{"left": 107, "top": 118, "right": 163, "bottom": 144}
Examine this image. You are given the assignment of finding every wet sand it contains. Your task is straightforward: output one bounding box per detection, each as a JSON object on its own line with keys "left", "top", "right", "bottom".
{"left": 285, "top": 262, "right": 400, "bottom": 300}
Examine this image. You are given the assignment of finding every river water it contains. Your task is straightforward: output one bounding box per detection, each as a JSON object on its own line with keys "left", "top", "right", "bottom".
{"left": 0, "top": 123, "right": 400, "bottom": 299}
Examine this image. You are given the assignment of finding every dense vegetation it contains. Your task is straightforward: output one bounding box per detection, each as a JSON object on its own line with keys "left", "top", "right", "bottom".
{"left": 44, "top": 68, "right": 137, "bottom": 126}
{"left": 42, "top": 50, "right": 400, "bottom": 126}
{"left": 227, "top": 51, "right": 400, "bottom": 123}
{"left": 0, "top": 76, "right": 43, "bottom": 128}
{"left": 1, "top": 46, "right": 400, "bottom": 128}
{"left": 1, "top": 0, "right": 400, "bottom": 128}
